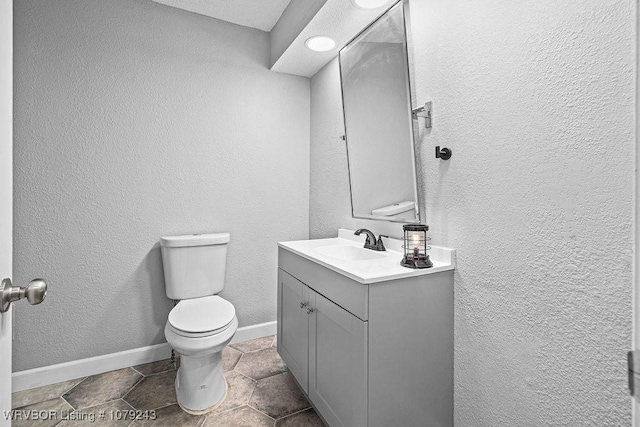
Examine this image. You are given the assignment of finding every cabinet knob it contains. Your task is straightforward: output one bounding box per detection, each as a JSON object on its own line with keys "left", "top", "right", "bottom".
{"left": 306, "top": 307, "right": 314, "bottom": 314}
{"left": 300, "top": 302, "right": 308, "bottom": 309}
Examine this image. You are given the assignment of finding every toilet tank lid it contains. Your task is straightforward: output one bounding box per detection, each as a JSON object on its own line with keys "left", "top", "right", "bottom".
{"left": 160, "top": 233, "right": 230, "bottom": 248}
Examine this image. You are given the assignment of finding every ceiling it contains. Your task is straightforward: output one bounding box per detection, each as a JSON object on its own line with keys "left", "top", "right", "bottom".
{"left": 151, "top": 0, "right": 397, "bottom": 77}
{"left": 151, "top": 0, "right": 292, "bottom": 32}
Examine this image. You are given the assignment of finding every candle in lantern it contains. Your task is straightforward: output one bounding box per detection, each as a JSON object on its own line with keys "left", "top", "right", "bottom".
{"left": 411, "top": 231, "right": 421, "bottom": 256}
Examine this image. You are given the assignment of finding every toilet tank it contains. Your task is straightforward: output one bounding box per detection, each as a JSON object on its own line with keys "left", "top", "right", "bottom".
{"left": 160, "top": 233, "right": 230, "bottom": 300}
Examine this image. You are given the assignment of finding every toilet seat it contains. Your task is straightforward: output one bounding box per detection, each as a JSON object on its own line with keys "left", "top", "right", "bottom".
{"left": 168, "top": 296, "right": 235, "bottom": 338}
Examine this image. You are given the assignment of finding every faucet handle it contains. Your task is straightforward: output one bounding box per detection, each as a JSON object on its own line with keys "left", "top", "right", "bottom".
{"left": 376, "top": 235, "right": 388, "bottom": 251}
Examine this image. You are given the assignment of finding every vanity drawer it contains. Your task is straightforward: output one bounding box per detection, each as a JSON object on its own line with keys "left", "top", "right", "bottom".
{"left": 278, "top": 247, "right": 368, "bottom": 321}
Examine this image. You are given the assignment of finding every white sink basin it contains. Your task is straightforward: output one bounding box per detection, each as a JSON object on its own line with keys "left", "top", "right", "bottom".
{"left": 278, "top": 229, "right": 455, "bottom": 284}
{"left": 315, "top": 245, "right": 386, "bottom": 261}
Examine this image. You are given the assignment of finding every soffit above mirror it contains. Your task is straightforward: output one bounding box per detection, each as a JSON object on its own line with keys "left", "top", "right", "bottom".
{"left": 152, "top": 0, "right": 397, "bottom": 77}
{"left": 270, "top": 0, "right": 397, "bottom": 77}
{"left": 151, "top": 0, "right": 292, "bottom": 32}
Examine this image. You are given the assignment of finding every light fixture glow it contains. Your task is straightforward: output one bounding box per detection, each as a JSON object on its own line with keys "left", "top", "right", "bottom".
{"left": 352, "top": 0, "right": 390, "bottom": 9}
{"left": 305, "top": 36, "right": 336, "bottom": 52}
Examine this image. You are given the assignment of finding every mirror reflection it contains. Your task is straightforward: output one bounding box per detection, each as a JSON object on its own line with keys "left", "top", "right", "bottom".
{"left": 339, "top": 1, "right": 420, "bottom": 223}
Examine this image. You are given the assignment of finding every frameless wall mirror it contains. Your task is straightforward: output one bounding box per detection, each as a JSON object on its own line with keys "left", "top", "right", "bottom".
{"left": 339, "top": 1, "right": 420, "bottom": 223}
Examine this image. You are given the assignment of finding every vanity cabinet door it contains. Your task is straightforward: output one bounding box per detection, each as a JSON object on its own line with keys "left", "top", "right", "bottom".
{"left": 277, "top": 269, "right": 310, "bottom": 392}
{"left": 308, "top": 290, "right": 368, "bottom": 427}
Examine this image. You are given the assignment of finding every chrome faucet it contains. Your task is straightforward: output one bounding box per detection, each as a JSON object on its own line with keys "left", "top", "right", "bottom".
{"left": 354, "top": 229, "right": 388, "bottom": 251}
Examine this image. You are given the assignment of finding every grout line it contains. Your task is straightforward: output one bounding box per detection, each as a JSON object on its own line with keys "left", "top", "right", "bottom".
{"left": 151, "top": 402, "right": 178, "bottom": 412}
{"left": 235, "top": 382, "right": 259, "bottom": 416}
{"left": 230, "top": 336, "right": 277, "bottom": 354}
{"left": 131, "top": 360, "right": 175, "bottom": 378}
{"left": 60, "top": 394, "right": 75, "bottom": 411}
{"left": 244, "top": 345, "right": 277, "bottom": 354}
{"left": 236, "top": 352, "right": 244, "bottom": 367}
{"left": 275, "top": 406, "right": 312, "bottom": 421}
{"left": 60, "top": 376, "right": 88, "bottom": 397}
{"left": 232, "top": 369, "right": 257, "bottom": 384}
{"left": 120, "top": 398, "right": 136, "bottom": 410}
{"left": 75, "top": 397, "right": 123, "bottom": 411}
{"left": 247, "top": 402, "right": 275, "bottom": 422}
{"left": 121, "top": 375, "right": 145, "bottom": 402}
{"left": 209, "top": 403, "right": 243, "bottom": 416}
{"left": 245, "top": 378, "right": 258, "bottom": 408}
{"left": 139, "top": 367, "right": 174, "bottom": 378}
{"left": 130, "top": 366, "right": 145, "bottom": 376}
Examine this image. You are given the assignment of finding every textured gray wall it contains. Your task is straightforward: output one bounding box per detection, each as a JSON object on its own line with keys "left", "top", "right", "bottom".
{"left": 13, "top": 0, "right": 310, "bottom": 371}
{"left": 310, "top": 0, "right": 634, "bottom": 424}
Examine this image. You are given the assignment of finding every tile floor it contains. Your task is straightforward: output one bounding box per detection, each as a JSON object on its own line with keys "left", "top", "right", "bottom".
{"left": 10, "top": 336, "right": 325, "bottom": 426}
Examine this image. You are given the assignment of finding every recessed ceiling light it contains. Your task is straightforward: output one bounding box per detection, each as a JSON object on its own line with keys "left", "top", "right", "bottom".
{"left": 305, "top": 36, "right": 336, "bottom": 52}
{"left": 351, "top": 0, "right": 390, "bottom": 9}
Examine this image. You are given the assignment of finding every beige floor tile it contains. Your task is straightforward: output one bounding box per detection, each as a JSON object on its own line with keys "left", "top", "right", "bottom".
{"left": 203, "top": 405, "right": 274, "bottom": 427}
{"left": 63, "top": 369, "right": 142, "bottom": 410}
{"left": 11, "top": 333, "right": 312, "bottom": 427}
{"left": 130, "top": 404, "right": 204, "bottom": 427}
{"left": 10, "top": 397, "right": 73, "bottom": 427}
{"left": 212, "top": 371, "right": 256, "bottom": 414}
{"left": 12, "top": 377, "right": 85, "bottom": 409}
{"left": 249, "top": 372, "right": 310, "bottom": 419}
{"left": 57, "top": 399, "right": 133, "bottom": 427}
{"left": 230, "top": 336, "right": 275, "bottom": 353}
{"left": 234, "top": 347, "right": 287, "bottom": 381}
{"left": 223, "top": 347, "right": 242, "bottom": 372}
{"left": 123, "top": 370, "right": 177, "bottom": 411}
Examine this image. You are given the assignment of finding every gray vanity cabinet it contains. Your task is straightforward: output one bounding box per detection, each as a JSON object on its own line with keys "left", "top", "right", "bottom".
{"left": 278, "top": 270, "right": 309, "bottom": 392}
{"left": 308, "top": 289, "right": 367, "bottom": 427}
{"left": 277, "top": 247, "right": 454, "bottom": 427}
{"left": 278, "top": 269, "right": 367, "bottom": 427}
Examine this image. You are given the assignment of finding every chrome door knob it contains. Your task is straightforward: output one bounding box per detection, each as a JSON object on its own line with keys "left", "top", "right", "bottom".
{"left": 0, "top": 278, "right": 48, "bottom": 313}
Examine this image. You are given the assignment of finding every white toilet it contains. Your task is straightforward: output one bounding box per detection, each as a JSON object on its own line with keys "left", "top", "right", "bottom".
{"left": 160, "top": 233, "right": 238, "bottom": 415}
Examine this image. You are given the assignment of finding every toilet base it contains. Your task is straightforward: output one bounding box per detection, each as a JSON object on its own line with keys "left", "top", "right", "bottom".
{"left": 164, "top": 315, "right": 238, "bottom": 414}
{"left": 178, "top": 384, "right": 227, "bottom": 415}
{"left": 175, "top": 351, "right": 227, "bottom": 414}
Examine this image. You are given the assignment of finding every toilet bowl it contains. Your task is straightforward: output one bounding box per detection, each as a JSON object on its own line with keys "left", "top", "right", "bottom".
{"left": 160, "top": 233, "right": 236, "bottom": 414}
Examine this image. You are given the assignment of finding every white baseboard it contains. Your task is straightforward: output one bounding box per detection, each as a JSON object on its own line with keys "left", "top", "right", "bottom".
{"left": 12, "top": 320, "right": 277, "bottom": 393}
{"left": 230, "top": 320, "right": 276, "bottom": 345}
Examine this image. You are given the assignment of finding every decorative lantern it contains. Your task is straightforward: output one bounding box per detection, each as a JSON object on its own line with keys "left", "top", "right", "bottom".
{"left": 401, "top": 224, "right": 433, "bottom": 269}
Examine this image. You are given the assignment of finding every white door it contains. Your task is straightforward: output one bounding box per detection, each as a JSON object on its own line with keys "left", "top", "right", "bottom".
{"left": 0, "top": 0, "right": 13, "bottom": 423}
{"left": 635, "top": 5, "right": 640, "bottom": 426}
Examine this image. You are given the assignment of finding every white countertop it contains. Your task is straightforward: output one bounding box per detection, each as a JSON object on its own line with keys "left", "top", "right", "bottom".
{"left": 278, "top": 229, "right": 456, "bottom": 284}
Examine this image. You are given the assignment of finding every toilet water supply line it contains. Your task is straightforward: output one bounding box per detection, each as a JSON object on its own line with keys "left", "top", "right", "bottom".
{"left": 171, "top": 299, "right": 178, "bottom": 369}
